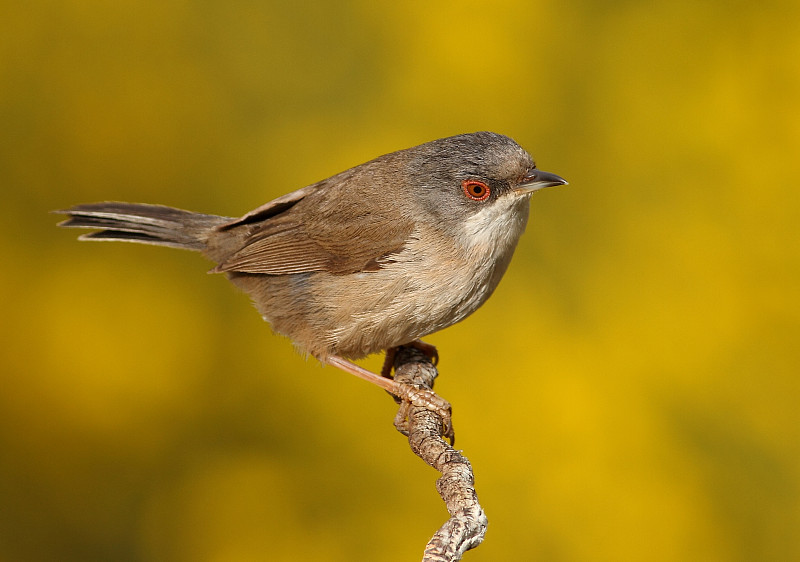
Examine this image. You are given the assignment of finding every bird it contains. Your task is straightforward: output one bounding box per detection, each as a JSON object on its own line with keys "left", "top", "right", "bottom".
{"left": 56, "top": 131, "right": 566, "bottom": 440}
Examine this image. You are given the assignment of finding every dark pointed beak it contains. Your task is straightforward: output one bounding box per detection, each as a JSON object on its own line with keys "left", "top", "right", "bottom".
{"left": 514, "top": 169, "right": 568, "bottom": 195}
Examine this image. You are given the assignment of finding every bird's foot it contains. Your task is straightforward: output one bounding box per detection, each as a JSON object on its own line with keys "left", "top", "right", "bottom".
{"left": 326, "top": 354, "right": 453, "bottom": 444}
{"left": 391, "top": 385, "right": 454, "bottom": 444}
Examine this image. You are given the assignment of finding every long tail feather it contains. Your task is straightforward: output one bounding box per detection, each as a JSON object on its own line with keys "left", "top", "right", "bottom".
{"left": 56, "top": 202, "right": 230, "bottom": 251}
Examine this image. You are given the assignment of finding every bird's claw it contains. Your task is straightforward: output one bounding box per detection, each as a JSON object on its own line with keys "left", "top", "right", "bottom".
{"left": 392, "top": 383, "right": 454, "bottom": 445}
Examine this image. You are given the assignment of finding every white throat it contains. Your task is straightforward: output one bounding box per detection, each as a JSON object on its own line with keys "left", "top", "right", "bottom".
{"left": 459, "top": 193, "right": 531, "bottom": 259}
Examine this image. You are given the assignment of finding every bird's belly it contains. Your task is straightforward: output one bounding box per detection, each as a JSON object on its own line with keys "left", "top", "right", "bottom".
{"left": 233, "top": 221, "right": 521, "bottom": 361}
{"left": 309, "top": 234, "right": 511, "bottom": 359}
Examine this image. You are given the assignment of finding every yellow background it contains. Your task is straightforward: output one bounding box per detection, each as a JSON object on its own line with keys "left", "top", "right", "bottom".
{"left": 2, "top": 1, "right": 799, "bottom": 560}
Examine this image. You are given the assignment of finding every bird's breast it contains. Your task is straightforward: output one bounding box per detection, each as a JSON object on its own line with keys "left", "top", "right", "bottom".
{"left": 311, "top": 204, "right": 528, "bottom": 358}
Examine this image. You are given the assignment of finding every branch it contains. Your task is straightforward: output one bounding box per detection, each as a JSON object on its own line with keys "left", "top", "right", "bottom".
{"left": 392, "top": 346, "right": 488, "bottom": 561}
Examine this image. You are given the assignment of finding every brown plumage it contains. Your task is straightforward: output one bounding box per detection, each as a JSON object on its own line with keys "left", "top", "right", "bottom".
{"left": 57, "top": 132, "right": 566, "bottom": 436}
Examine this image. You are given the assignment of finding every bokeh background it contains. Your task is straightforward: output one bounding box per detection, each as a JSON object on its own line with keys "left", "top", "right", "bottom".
{"left": 2, "top": 1, "right": 799, "bottom": 560}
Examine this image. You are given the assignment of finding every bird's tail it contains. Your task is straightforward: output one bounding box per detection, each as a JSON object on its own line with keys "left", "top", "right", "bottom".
{"left": 56, "top": 202, "right": 231, "bottom": 251}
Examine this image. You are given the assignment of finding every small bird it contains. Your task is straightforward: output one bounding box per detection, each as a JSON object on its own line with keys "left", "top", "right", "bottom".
{"left": 56, "top": 131, "right": 566, "bottom": 439}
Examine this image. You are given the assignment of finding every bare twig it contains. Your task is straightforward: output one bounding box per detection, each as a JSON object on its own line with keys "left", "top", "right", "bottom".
{"left": 392, "top": 346, "right": 487, "bottom": 561}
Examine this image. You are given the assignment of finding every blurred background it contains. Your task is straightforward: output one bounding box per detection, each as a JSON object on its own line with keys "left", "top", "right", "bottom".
{"left": 2, "top": 1, "right": 799, "bottom": 560}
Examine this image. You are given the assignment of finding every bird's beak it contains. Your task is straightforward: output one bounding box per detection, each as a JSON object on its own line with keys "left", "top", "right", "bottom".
{"left": 514, "top": 169, "right": 568, "bottom": 195}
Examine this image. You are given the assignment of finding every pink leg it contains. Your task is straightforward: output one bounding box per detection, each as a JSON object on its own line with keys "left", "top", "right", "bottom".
{"left": 326, "top": 355, "right": 452, "bottom": 438}
{"left": 380, "top": 347, "right": 398, "bottom": 379}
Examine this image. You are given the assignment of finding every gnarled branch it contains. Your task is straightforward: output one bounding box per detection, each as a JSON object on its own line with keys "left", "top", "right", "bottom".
{"left": 392, "top": 346, "right": 487, "bottom": 561}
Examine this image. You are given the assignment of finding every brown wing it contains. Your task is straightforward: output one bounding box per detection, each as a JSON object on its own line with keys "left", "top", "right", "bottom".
{"left": 216, "top": 184, "right": 317, "bottom": 231}
{"left": 212, "top": 174, "right": 413, "bottom": 275}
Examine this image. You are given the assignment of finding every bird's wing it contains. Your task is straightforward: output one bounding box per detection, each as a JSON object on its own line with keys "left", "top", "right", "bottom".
{"left": 212, "top": 177, "right": 413, "bottom": 275}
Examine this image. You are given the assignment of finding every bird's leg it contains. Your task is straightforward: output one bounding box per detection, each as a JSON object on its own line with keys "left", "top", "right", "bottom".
{"left": 380, "top": 339, "right": 439, "bottom": 378}
{"left": 380, "top": 347, "right": 398, "bottom": 379}
{"left": 326, "top": 354, "right": 453, "bottom": 443}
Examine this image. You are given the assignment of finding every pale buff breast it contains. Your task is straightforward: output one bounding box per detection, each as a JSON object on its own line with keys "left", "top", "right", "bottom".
{"left": 306, "top": 193, "right": 532, "bottom": 359}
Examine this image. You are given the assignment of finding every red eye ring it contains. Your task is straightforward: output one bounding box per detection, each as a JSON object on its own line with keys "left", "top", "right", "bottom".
{"left": 461, "top": 179, "right": 490, "bottom": 201}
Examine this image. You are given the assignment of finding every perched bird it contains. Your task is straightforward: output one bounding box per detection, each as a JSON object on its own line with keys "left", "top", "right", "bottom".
{"left": 56, "top": 131, "right": 566, "bottom": 439}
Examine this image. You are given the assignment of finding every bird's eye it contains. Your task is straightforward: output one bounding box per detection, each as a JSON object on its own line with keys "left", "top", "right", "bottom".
{"left": 461, "top": 180, "right": 490, "bottom": 201}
